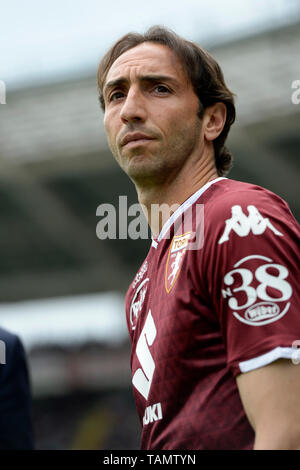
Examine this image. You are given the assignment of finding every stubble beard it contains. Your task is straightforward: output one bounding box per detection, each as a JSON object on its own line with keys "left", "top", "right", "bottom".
{"left": 112, "top": 119, "right": 203, "bottom": 189}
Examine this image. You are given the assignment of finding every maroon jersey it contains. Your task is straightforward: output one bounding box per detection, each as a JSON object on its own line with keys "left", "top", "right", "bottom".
{"left": 125, "top": 177, "right": 300, "bottom": 450}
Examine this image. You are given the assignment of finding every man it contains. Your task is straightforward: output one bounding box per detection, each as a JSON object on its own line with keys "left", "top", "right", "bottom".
{"left": 97, "top": 26, "right": 300, "bottom": 449}
{"left": 0, "top": 327, "right": 34, "bottom": 449}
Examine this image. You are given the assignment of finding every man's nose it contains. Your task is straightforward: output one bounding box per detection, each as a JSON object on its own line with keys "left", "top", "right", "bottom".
{"left": 120, "top": 88, "right": 147, "bottom": 124}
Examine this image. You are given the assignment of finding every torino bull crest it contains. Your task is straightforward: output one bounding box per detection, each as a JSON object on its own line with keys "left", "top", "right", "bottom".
{"left": 165, "top": 233, "right": 191, "bottom": 293}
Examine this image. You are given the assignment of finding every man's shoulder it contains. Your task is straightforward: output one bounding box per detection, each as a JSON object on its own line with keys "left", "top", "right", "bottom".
{"left": 0, "top": 328, "right": 19, "bottom": 347}
{"left": 203, "top": 178, "right": 291, "bottom": 219}
{"left": 0, "top": 328, "right": 24, "bottom": 368}
{"left": 195, "top": 178, "right": 299, "bottom": 252}
{"left": 208, "top": 178, "right": 286, "bottom": 206}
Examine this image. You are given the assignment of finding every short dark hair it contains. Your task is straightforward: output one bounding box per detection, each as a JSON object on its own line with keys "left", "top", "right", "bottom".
{"left": 97, "top": 25, "right": 236, "bottom": 176}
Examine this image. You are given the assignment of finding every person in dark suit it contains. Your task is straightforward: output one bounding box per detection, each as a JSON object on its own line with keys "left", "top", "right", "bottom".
{"left": 0, "top": 327, "right": 34, "bottom": 449}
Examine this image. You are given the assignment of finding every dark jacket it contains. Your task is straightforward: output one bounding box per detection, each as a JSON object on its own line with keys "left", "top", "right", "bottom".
{"left": 0, "top": 327, "right": 34, "bottom": 449}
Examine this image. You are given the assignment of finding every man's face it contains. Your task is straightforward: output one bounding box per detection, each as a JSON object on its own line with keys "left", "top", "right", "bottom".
{"left": 103, "top": 42, "right": 203, "bottom": 186}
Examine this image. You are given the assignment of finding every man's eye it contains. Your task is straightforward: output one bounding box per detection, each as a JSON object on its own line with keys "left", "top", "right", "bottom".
{"left": 110, "top": 91, "right": 124, "bottom": 101}
{"left": 154, "top": 85, "right": 170, "bottom": 94}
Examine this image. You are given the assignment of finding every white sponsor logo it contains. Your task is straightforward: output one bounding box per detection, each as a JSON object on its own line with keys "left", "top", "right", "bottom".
{"left": 245, "top": 302, "right": 280, "bottom": 322}
{"left": 218, "top": 205, "right": 283, "bottom": 244}
{"left": 222, "top": 255, "right": 292, "bottom": 326}
{"left": 132, "top": 261, "right": 148, "bottom": 289}
{"left": 132, "top": 310, "right": 156, "bottom": 399}
{"left": 130, "top": 278, "right": 149, "bottom": 330}
{"left": 143, "top": 402, "right": 163, "bottom": 426}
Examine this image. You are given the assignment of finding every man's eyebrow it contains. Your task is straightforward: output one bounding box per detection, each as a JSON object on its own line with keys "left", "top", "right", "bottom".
{"left": 104, "top": 75, "right": 179, "bottom": 95}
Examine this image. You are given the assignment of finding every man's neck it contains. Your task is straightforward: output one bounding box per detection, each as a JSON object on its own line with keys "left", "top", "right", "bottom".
{"left": 136, "top": 156, "right": 219, "bottom": 238}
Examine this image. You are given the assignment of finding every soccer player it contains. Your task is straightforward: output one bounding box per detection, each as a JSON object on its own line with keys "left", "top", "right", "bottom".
{"left": 97, "top": 26, "right": 300, "bottom": 450}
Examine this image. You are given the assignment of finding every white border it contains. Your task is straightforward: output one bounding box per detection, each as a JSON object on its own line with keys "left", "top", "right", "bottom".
{"left": 152, "top": 177, "right": 226, "bottom": 248}
{"left": 151, "top": 238, "right": 158, "bottom": 249}
{"left": 239, "top": 346, "right": 295, "bottom": 373}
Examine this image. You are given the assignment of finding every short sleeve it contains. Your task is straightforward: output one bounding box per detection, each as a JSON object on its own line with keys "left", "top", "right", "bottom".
{"left": 202, "top": 185, "right": 300, "bottom": 377}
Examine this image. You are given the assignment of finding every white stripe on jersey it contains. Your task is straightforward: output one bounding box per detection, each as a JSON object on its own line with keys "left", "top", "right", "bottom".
{"left": 151, "top": 177, "right": 227, "bottom": 248}
{"left": 239, "top": 346, "right": 296, "bottom": 373}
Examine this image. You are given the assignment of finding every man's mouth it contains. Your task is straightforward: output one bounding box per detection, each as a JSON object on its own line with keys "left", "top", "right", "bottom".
{"left": 121, "top": 132, "right": 154, "bottom": 147}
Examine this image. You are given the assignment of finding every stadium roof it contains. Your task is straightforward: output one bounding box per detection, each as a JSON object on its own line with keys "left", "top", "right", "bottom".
{"left": 0, "top": 292, "right": 127, "bottom": 350}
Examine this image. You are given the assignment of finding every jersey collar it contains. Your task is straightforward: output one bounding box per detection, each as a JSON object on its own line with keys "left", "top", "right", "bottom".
{"left": 151, "top": 177, "right": 226, "bottom": 248}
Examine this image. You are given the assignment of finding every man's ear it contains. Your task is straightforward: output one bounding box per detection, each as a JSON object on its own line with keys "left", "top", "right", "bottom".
{"left": 202, "top": 103, "right": 227, "bottom": 142}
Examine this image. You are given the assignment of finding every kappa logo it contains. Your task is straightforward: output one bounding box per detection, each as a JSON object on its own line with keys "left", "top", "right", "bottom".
{"left": 130, "top": 278, "right": 149, "bottom": 330}
{"left": 218, "top": 205, "right": 283, "bottom": 244}
{"left": 165, "top": 232, "right": 191, "bottom": 293}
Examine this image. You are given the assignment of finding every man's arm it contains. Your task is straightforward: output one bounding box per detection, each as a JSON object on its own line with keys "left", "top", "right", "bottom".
{"left": 236, "top": 359, "right": 300, "bottom": 449}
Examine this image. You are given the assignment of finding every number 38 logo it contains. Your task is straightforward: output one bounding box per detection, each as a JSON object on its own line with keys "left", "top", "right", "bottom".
{"left": 222, "top": 255, "right": 293, "bottom": 326}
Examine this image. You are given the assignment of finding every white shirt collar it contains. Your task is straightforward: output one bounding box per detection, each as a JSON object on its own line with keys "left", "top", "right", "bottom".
{"left": 151, "top": 177, "right": 226, "bottom": 248}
